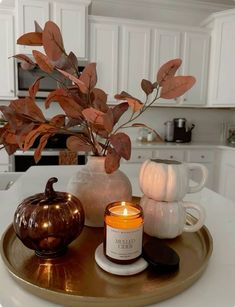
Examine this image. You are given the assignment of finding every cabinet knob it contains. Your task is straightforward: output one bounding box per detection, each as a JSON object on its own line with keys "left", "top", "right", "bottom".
{"left": 138, "top": 155, "right": 142, "bottom": 159}
{"left": 170, "top": 155, "right": 174, "bottom": 159}
{"left": 201, "top": 155, "right": 205, "bottom": 159}
{"left": 10, "top": 89, "right": 14, "bottom": 93}
{"left": 183, "top": 98, "right": 187, "bottom": 102}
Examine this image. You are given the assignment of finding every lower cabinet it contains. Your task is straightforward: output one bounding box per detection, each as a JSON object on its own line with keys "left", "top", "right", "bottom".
{"left": 216, "top": 149, "right": 235, "bottom": 202}
{"left": 0, "top": 149, "right": 10, "bottom": 172}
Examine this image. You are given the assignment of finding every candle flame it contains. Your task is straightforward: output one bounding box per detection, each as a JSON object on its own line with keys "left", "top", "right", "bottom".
{"left": 123, "top": 208, "right": 128, "bottom": 216}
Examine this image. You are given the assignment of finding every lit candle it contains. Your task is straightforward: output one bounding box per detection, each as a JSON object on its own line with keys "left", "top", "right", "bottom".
{"left": 104, "top": 201, "right": 144, "bottom": 264}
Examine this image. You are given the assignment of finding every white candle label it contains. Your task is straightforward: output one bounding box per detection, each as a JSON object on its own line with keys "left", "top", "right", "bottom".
{"left": 106, "top": 225, "right": 143, "bottom": 260}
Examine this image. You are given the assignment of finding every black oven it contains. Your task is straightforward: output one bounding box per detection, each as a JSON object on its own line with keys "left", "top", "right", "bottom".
{"left": 10, "top": 133, "right": 87, "bottom": 172}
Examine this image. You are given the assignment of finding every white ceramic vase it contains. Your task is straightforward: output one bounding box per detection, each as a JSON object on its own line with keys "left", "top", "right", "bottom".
{"left": 67, "top": 156, "right": 132, "bottom": 227}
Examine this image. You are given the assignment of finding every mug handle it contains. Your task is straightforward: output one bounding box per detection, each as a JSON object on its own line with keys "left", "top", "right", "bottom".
{"left": 182, "top": 202, "right": 206, "bottom": 232}
{"left": 187, "top": 163, "right": 208, "bottom": 193}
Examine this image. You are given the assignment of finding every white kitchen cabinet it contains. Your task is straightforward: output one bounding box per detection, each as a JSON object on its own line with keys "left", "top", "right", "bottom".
{"left": 180, "top": 31, "right": 210, "bottom": 106}
{"left": 153, "top": 148, "right": 185, "bottom": 161}
{"left": 0, "top": 149, "right": 10, "bottom": 172}
{"left": 203, "top": 9, "right": 235, "bottom": 107}
{"left": 151, "top": 28, "right": 181, "bottom": 106}
{"left": 16, "top": 0, "right": 90, "bottom": 59}
{"left": 89, "top": 18, "right": 119, "bottom": 102}
{"left": 16, "top": 0, "right": 49, "bottom": 53}
{"left": 0, "top": 12, "right": 15, "bottom": 99}
{"left": 216, "top": 149, "right": 235, "bottom": 201}
{"left": 185, "top": 149, "right": 215, "bottom": 190}
{"left": 120, "top": 25, "right": 151, "bottom": 102}
{"left": 53, "top": 1, "right": 90, "bottom": 60}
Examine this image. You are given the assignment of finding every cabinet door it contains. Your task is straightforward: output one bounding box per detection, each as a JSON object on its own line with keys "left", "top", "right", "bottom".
{"left": 89, "top": 21, "right": 119, "bottom": 102}
{"left": 120, "top": 25, "right": 151, "bottom": 102}
{"left": 181, "top": 31, "right": 209, "bottom": 106}
{"left": 151, "top": 28, "right": 181, "bottom": 105}
{"left": 16, "top": 0, "right": 49, "bottom": 53}
{"left": 53, "top": 2, "right": 87, "bottom": 59}
{"left": 154, "top": 149, "right": 185, "bottom": 162}
{"left": 0, "top": 14, "right": 15, "bottom": 99}
{"left": 207, "top": 14, "right": 235, "bottom": 106}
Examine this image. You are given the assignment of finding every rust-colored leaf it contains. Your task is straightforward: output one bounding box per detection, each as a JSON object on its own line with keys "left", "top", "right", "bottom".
{"left": 157, "top": 58, "right": 182, "bottom": 86}
{"left": 126, "top": 97, "right": 143, "bottom": 112}
{"left": 17, "top": 32, "right": 42, "bottom": 46}
{"left": 21, "top": 61, "right": 35, "bottom": 70}
{"left": 114, "top": 91, "right": 132, "bottom": 100}
{"left": 29, "top": 76, "right": 44, "bottom": 99}
{"left": 32, "top": 50, "right": 54, "bottom": 73}
{"left": 4, "top": 144, "right": 18, "bottom": 155}
{"left": 160, "top": 76, "right": 196, "bottom": 99}
{"left": 12, "top": 54, "right": 35, "bottom": 65}
{"left": 45, "top": 88, "right": 68, "bottom": 108}
{"left": 34, "top": 133, "right": 51, "bottom": 163}
{"left": 80, "top": 63, "right": 97, "bottom": 90}
{"left": 112, "top": 102, "right": 129, "bottom": 125}
{"left": 23, "top": 124, "right": 56, "bottom": 151}
{"left": 92, "top": 88, "right": 108, "bottom": 112}
{"left": 110, "top": 132, "right": 131, "bottom": 160}
{"left": 141, "top": 79, "right": 153, "bottom": 95}
{"left": 82, "top": 107, "right": 113, "bottom": 133}
{"left": 57, "top": 68, "right": 88, "bottom": 94}
{"left": 56, "top": 96, "right": 83, "bottom": 119}
{"left": 105, "top": 148, "right": 121, "bottom": 174}
{"left": 66, "top": 136, "right": 92, "bottom": 152}
{"left": 50, "top": 114, "right": 66, "bottom": 127}
{"left": 42, "top": 21, "right": 65, "bottom": 61}
{"left": 10, "top": 97, "right": 46, "bottom": 123}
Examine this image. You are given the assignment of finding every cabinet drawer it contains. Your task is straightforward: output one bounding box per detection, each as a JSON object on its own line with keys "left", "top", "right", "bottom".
{"left": 154, "top": 149, "right": 185, "bottom": 162}
{"left": 186, "top": 150, "right": 214, "bottom": 163}
{"left": 0, "top": 164, "right": 9, "bottom": 172}
{"left": 129, "top": 149, "right": 153, "bottom": 163}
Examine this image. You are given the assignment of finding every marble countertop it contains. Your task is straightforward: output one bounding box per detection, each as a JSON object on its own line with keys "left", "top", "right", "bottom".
{"left": 0, "top": 165, "right": 235, "bottom": 307}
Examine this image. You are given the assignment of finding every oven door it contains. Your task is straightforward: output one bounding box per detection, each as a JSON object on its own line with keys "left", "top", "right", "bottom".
{"left": 10, "top": 150, "right": 87, "bottom": 172}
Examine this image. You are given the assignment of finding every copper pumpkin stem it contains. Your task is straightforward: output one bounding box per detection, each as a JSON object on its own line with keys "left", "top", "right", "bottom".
{"left": 45, "top": 177, "right": 58, "bottom": 200}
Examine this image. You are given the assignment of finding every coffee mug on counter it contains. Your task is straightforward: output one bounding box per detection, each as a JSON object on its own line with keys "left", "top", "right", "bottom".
{"left": 140, "top": 195, "right": 206, "bottom": 239}
{"left": 139, "top": 159, "right": 208, "bottom": 202}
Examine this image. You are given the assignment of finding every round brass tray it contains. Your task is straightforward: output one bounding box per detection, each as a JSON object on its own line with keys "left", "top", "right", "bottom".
{"left": 0, "top": 202, "right": 213, "bottom": 307}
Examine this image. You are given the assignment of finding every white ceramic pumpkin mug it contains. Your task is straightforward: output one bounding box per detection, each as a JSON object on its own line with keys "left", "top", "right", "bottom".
{"left": 140, "top": 195, "right": 206, "bottom": 239}
{"left": 139, "top": 159, "right": 208, "bottom": 202}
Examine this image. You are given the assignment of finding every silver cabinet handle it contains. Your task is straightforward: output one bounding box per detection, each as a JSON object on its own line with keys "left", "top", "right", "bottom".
{"left": 170, "top": 155, "right": 174, "bottom": 159}
{"left": 138, "top": 155, "right": 142, "bottom": 159}
{"left": 201, "top": 155, "right": 205, "bottom": 159}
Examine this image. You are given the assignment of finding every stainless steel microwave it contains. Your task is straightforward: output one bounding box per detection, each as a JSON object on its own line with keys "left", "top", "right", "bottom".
{"left": 16, "top": 61, "right": 86, "bottom": 98}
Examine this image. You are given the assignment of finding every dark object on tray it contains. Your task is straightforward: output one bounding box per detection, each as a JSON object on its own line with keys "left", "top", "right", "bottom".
{"left": 13, "top": 177, "right": 84, "bottom": 258}
{"left": 143, "top": 237, "right": 180, "bottom": 273}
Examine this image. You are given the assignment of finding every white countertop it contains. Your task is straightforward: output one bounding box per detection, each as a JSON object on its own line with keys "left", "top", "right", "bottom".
{"left": 0, "top": 165, "right": 235, "bottom": 307}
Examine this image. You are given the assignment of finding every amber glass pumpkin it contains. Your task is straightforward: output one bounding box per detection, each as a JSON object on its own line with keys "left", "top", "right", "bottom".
{"left": 13, "top": 177, "right": 84, "bottom": 258}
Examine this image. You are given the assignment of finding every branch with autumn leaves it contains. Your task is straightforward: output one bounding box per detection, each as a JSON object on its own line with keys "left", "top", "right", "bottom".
{"left": 0, "top": 21, "right": 196, "bottom": 173}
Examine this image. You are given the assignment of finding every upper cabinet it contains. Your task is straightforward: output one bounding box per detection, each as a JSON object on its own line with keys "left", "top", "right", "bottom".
{"left": 0, "top": 12, "right": 15, "bottom": 99}
{"left": 89, "top": 16, "right": 210, "bottom": 106}
{"left": 203, "top": 9, "right": 235, "bottom": 107}
{"left": 16, "top": 0, "right": 91, "bottom": 60}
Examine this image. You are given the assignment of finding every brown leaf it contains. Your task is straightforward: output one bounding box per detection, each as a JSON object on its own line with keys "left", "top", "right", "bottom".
{"left": 160, "top": 76, "right": 196, "bottom": 99}
{"left": 92, "top": 88, "right": 108, "bottom": 112}
{"left": 5, "top": 144, "right": 18, "bottom": 155}
{"left": 50, "top": 114, "right": 66, "bottom": 127}
{"left": 34, "top": 133, "right": 51, "bottom": 163}
{"left": 66, "top": 136, "right": 92, "bottom": 152}
{"left": 12, "top": 54, "right": 35, "bottom": 65}
{"left": 112, "top": 102, "right": 129, "bottom": 125}
{"left": 10, "top": 97, "right": 46, "bottom": 123}
{"left": 105, "top": 148, "right": 121, "bottom": 174}
{"left": 80, "top": 63, "right": 97, "bottom": 90}
{"left": 141, "top": 79, "right": 154, "bottom": 95}
{"left": 57, "top": 68, "right": 88, "bottom": 93}
{"left": 110, "top": 132, "right": 131, "bottom": 160}
{"left": 56, "top": 96, "right": 83, "bottom": 119}
{"left": 157, "top": 58, "right": 182, "bottom": 86}
{"left": 17, "top": 32, "right": 43, "bottom": 46}
{"left": 29, "top": 76, "right": 44, "bottom": 99}
{"left": 34, "top": 21, "right": 43, "bottom": 33}
{"left": 114, "top": 91, "right": 132, "bottom": 100}
{"left": 23, "top": 124, "right": 56, "bottom": 151}
{"left": 42, "top": 21, "right": 65, "bottom": 61}
{"left": 20, "top": 61, "right": 35, "bottom": 70}
{"left": 126, "top": 97, "right": 143, "bottom": 112}
{"left": 45, "top": 88, "right": 68, "bottom": 108}
{"left": 32, "top": 50, "right": 54, "bottom": 73}
{"left": 82, "top": 107, "right": 113, "bottom": 133}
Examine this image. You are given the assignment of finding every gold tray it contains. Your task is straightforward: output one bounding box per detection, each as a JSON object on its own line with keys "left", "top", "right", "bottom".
{"left": 0, "top": 204, "right": 213, "bottom": 307}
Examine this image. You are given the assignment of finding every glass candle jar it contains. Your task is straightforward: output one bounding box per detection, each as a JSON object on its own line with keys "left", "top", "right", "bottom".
{"left": 104, "top": 201, "right": 144, "bottom": 264}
